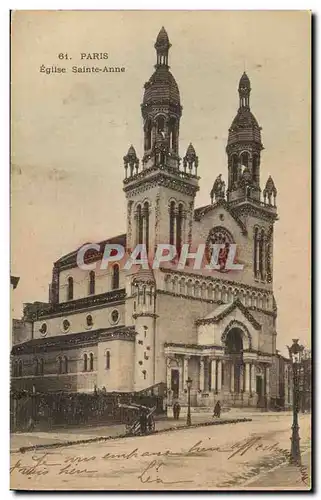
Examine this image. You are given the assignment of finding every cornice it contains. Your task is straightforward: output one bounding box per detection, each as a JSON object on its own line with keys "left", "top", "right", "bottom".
{"left": 230, "top": 201, "right": 278, "bottom": 222}
{"left": 25, "top": 289, "right": 126, "bottom": 321}
{"left": 123, "top": 170, "right": 199, "bottom": 198}
{"left": 164, "top": 342, "right": 273, "bottom": 358}
{"left": 11, "top": 326, "right": 136, "bottom": 355}
{"left": 159, "top": 267, "right": 274, "bottom": 296}
{"left": 132, "top": 313, "right": 159, "bottom": 319}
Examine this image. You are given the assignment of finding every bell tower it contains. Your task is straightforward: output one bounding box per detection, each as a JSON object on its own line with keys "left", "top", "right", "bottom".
{"left": 225, "top": 73, "right": 278, "bottom": 285}
{"left": 123, "top": 28, "right": 199, "bottom": 260}
{"left": 226, "top": 72, "right": 263, "bottom": 203}
{"left": 141, "top": 26, "right": 182, "bottom": 171}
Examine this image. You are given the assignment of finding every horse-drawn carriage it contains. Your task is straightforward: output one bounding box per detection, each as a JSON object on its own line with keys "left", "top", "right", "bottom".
{"left": 118, "top": 402, "right": 156, "bottom": 435}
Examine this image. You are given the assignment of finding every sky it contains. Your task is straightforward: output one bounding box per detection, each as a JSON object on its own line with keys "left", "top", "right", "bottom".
{"left": 11, "top": 10, "right": 311, "bottom": 354}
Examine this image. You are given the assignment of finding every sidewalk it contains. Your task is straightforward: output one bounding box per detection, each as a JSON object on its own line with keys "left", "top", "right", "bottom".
{"left": 245, "top": 451, "right": 311, "bottom": 490}
{"left": 11, "top": 413, "right": 250, "bottom": 452}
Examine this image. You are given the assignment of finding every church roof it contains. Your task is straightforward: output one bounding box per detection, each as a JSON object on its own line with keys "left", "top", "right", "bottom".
{"left": 55, "top": 233, "right": 127, "bottom": 269}
{"left": 194, "top": 199, "right": 247, "bottom": 234}
{"left": 228, "top": 107, "right": 261, "bottom": 145}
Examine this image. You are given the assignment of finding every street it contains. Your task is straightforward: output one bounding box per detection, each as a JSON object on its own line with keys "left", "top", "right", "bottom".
{"left": 10, "top": 412, "right": 311, "bottom": 490}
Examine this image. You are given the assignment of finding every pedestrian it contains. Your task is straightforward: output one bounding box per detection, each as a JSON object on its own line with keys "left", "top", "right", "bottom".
{"left": 213, "top": 400, "right": 221, "bottom": 418}
{"left": 173, "top": 401, "right": 179, "bottom": 420}
{"left": 173, "top": 402, "right": 177, "bottom": 419}
{"left": 175, "top": 402, "right": 181, "bottom": 420}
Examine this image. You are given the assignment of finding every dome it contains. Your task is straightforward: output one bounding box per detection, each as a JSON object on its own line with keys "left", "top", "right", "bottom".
{"left": 228, "top": 107, "right": 262, "bottom": 146}
{"left": 143, "top": 66, "right": 180, "bottom": 106}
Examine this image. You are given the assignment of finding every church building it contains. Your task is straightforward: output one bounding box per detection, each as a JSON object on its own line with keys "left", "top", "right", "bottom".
{"left": 12, "top": 28, "right": 290, "bottom": 410}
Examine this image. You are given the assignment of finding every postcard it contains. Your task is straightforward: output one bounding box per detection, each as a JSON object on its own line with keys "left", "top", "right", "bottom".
{"left": 10, "top": 10, "right": 311, "bottom": 491}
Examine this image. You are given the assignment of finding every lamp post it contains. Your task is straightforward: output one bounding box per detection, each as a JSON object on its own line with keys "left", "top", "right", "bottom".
{"left": 287, "top": 339, "right": 304, "bottom": 466}
{"left": 186, "top": 377, "right": 192, "bottom": 426}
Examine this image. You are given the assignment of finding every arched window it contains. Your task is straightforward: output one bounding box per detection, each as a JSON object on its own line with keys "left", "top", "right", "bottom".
{"left": 34, "top": 358, "right": 39, "bottom": 376}
{"left": 145, "top": 119, "right": 152, "bottom": 150}
{"left": 136, "top": 204, "right": 143, "bottom": 245}
{"left": 169, "top": 201, "right": 175, "bottom": 245}
{"left": 106, "top": 351, "right": 110, "bottom": 370}
{"left": 18, "top": 360, "right": 22, "bottom": 377}
{"left": 67, "top": 277, "right": 74, "bottom": 301}
{"left": 64, "top": 356, "right": 68, "bottom": 374}
{"left": 157, "top": 115, "right": 165, "bottom": 134}
{"left": 253, "top": 154, "right": 259, "bottom": 184}
{"left": 89, "top": 271, "right": 95, "bottom": 295}
{"left": 240, "top": 151, "right": 249, "bottom": 168}
{"left": 40, "top": 358, "right": 44, "bottom": 376}
{"left": 83, "top": 353, "right": 88, "bottom": 372}
{"left": 112, "top": 264, "right": 119, "bottom": 290}
{"left": 232, "top": 155, "right": 238, "bottom": 184}
{"left": 89, "top": 353, "right": 94, "bottom": 371}
{"left": 254, "top": 227, "right": 259, "bottom": 278}
{"left": 259, "top": 229, "right": 265, "bottom": 280}
{"left": 169, "top": 117, "right": 177, "bottom": 151}
{"left": 143, "top": 201, "right": 149, "bottom": 254}
{"left": 57, "top": 356, "right": 63, "bottom": 374}
{"left": 13, "top": 361, "right": 18, "bottom": 377}
{"left": 176, "top": 203, "right": 183, "bottom": 255}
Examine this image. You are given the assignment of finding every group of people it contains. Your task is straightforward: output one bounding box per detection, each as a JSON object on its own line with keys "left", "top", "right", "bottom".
{"left": 139, "top": 400, "right": 221, "bottom": 435}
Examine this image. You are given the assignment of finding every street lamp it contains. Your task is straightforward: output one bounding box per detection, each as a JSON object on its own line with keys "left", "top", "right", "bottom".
{"left": 287, "top": 339, "right": 304, "bottom": 466}
{"left": 186, "top": 377, "right": 192, "bottom": 426}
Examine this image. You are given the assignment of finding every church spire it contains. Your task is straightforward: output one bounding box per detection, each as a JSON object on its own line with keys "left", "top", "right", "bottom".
{"left": 154, "top": 27, "right": 171, "bottom": 67}
{"left": 238, "top": 72, "right": 251, "bottom": 109}
{"left": 226, "top": 73, "right": 263, "bottom": 203}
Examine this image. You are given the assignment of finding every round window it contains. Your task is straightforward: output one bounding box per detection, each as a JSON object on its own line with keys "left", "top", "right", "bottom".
{"left": 110, "top": 309, "right": 119, "bottom": 325}
{"left": 39, "top": 323, "right": 47, "bottom": 336}
{"left": 86, "top": 314, "right": 93, "bottom": 328}
{"left": 62, "top": 319, "right": 70, "bottom": 332}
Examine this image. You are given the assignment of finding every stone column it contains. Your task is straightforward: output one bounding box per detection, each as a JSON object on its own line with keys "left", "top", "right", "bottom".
{"left": 230, "top": 363, "right": 234, "bottom": 393}
{"left": 245, "top": 363, "right": 250, "bottom": 392}
{"left": 211, "top": 359, "right": 217, "bottom": 392}
{"left": 166, "top": 359, "right": 171, "bottom": 390}
{"left": 166, "top": 358, "right": 172, "bottom": 405}
{"left": 217, "top": 360, "right": 222, "bottom": 391}
{"left": 199, "top": 357, "right": 205, "bottom": 392}
{"left": 239, "top": 364, "right": 244, "bottom": 392}
{"left": 251, "top": 363, "right": 256, "bottom": 394}
{"left": 256, "top": 238, "right": 260, "bottom": 277}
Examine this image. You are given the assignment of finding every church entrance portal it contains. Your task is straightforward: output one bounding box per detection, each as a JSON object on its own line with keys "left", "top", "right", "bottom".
{"left": 171, "top": 369, "right": 180, "bottom": 399}
{"left": 225, "top": 328, "right": 244, "bottom": 394}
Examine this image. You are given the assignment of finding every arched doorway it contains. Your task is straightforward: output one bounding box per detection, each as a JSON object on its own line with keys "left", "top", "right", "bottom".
{"left": 225, "top": 328, "right": 244, "bottom": 393}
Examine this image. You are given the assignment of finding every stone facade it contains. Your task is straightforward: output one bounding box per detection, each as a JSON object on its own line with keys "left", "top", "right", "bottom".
{"left": 11, "top": 28, "right": 291, "bottom": 409}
